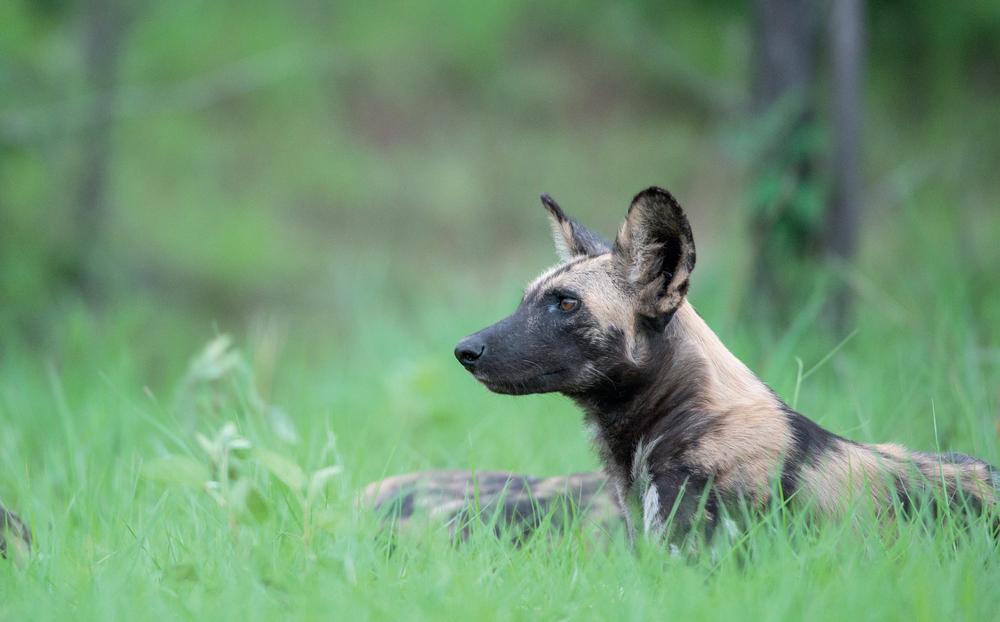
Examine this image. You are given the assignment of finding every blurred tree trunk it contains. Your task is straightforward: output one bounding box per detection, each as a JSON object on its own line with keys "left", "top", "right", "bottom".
{"left": 748, "top": 0, "right": 866, "bottom": 332}
{"left": 75, "top": 0, "right": 129, "bottom": 302}
{"left": 826, "top": 0, "right": 865, "bottom": 330}
{"left": 748, "top": 0, "right": 823, "bottom": 322}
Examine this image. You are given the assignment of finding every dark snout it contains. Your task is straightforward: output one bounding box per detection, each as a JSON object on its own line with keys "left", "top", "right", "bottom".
{"left": 454, "top": 335, "right": 486, "bottom": 370}
{"left": 455, "top": 317, "right": 512, "bottom": 373}
{"left": 453, "top": 311, "right": 573, "bottom": 395}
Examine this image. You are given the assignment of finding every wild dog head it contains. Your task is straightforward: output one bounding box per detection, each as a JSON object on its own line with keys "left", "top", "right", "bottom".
{"left": 454, "top": 187, "right": 696, "bottom": 396}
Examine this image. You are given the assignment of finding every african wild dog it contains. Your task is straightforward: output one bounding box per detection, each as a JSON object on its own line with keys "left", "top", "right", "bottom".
{"left": 365, "top": 187, "right": 999, "bottom": 542}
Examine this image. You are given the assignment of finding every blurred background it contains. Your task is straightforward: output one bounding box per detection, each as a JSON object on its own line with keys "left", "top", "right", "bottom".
{"left": 4, "top": 0, "right": 1000, "bottom": 335}
{"left": 1, "top": 1, "right": 999, "bottom": 473}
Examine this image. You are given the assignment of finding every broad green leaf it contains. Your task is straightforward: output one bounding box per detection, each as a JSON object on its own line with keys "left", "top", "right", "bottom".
{"left": 245, "top": 486, "right": 270, "bottom": 523}
{"left": 252, "top": 448, "right": 306, "bottom": 492}
{"left": 228, "top": 478, "right": 269, "bottom": 522}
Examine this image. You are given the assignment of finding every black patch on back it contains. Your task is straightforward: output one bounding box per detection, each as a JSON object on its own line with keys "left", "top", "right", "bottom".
{"left": 779, "top": 406, "right": 837, "bottom": 500}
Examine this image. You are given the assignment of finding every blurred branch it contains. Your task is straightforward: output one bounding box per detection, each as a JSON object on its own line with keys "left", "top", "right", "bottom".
{"left": 0, "top": 44, "right": 338, "bottom": 145}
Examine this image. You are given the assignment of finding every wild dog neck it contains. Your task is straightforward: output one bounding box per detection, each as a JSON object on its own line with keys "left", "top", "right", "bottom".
{"left": 572, "top": 300, "right": 782, "bottom": 483}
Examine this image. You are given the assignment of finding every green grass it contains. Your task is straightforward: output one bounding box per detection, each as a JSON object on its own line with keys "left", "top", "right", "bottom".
{"left": 1, "top": 208, "right": 998, "bottom": 620}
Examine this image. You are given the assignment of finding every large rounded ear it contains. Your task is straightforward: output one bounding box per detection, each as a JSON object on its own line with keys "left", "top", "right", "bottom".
{"left": 614, "top": 187, "right": 696, "bottom": 328}
{"left": 541, "top": 194, "right": 611, "bottom": 260}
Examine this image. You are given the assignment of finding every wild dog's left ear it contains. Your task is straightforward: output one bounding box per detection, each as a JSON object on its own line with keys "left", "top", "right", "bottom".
{"left": 541, "top": 194, "right": 611, "bottom": 260}
{"left": 614, "top": 187, "right": 696, "bottom": 328}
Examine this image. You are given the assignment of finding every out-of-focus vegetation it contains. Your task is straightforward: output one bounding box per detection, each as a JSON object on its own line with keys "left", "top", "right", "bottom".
{"left": 1, "top": 1, "right": 1000, "bottom": 619}
{"left": 3, "top": 0, "right": 996, "bottom": 336}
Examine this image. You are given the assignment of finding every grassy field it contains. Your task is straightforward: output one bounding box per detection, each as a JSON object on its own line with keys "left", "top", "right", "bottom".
{"left": 1, "top": 194, "right": 999, "bottom": 620}
{"left": 3, "top": 1, "right": 1000, "bottom": 619}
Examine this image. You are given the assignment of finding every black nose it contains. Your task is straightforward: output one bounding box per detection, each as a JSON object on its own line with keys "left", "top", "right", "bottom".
{"left": 454, "top": 337, "right": 485, "bottom": 367}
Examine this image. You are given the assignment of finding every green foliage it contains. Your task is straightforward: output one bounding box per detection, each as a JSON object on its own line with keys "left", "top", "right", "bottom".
{"left": 143, "top": 336, "right": 344, "bottom": 542}
{"left": 2, "top": 0, "right": 998, "bottom": 329}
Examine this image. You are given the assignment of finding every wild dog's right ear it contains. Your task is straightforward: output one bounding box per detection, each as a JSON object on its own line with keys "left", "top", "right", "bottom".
{"left": 614, "top": 187, "right": 696, "bottom": 329}
{"left": 540, "top": 194, "right": 611, "bottom": 260}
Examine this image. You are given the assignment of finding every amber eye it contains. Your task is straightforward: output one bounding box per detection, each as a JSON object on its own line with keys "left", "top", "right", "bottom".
{"left": 558, "top": 297, "right": 579, "bottom": 313}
